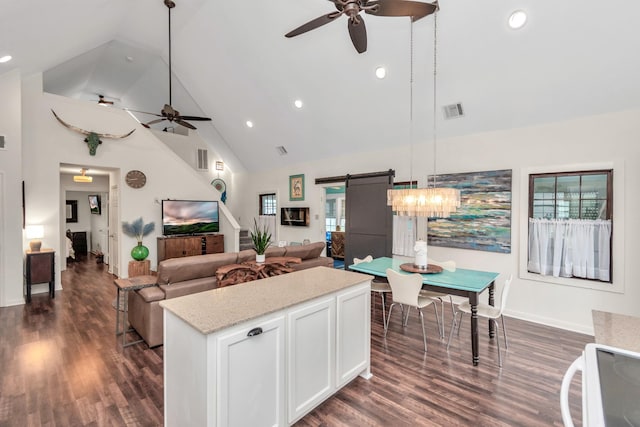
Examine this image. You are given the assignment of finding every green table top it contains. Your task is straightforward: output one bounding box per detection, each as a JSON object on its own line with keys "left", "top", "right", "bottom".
{"left": 348, "top": 256, "right": 499, "bottom": 293}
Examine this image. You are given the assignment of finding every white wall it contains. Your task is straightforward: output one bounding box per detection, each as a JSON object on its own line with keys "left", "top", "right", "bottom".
{"left": 236, "top": 109, "right": 640, "bottom": 335}
{"left": 0, "top": 75, "right": 237, "bottom": 306}
{"left": 0, "top": 70, "right": 24, "bottom": 307}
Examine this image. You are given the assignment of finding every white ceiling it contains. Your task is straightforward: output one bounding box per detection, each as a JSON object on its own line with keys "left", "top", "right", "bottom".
{"left": 2, "top": 0, "right": 640, "bottom": 173}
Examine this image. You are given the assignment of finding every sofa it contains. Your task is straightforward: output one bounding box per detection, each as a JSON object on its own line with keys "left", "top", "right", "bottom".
{"left": 127, "top": 241, "right": 333, "bottom": 347}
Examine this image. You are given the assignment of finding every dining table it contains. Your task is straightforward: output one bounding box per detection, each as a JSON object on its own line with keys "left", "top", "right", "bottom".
{"left": 348, "top": 256, "right": 500, "bottom": 366}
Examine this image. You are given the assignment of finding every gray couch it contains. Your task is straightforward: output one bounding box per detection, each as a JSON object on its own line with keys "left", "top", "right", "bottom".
{"left": 127, "top": 242, "right": 333, "bottom": 347}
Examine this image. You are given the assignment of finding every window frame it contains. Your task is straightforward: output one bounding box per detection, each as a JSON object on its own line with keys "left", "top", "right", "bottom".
{"left": 528, "top": 170, "right": 612, "bottom": 220}
{"left": 518, "top": 162, "right": 624, "bottom": 294}
{"left": 259, "top": 193, "right": 277, "bottom": 216}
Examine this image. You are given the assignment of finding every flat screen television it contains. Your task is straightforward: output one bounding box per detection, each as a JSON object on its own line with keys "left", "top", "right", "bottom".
{"left": 88, "top": 194, "right": 101, "bottom": 215}
{"left": 162, "top": 199, "right": 219, "bottom": 236}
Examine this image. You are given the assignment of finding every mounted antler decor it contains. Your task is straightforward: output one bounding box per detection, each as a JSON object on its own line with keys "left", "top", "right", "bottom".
{"left": 51, "top": 110, "right": 136, "bottom": 156}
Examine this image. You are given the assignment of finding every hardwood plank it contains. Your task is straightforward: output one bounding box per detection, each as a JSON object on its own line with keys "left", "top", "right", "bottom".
{"left": 0, "top": 257, "right": 592, "bottom": 426}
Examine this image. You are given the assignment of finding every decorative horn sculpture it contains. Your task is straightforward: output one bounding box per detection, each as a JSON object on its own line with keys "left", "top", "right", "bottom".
{"left": 51, "top": 109, "right": 136, "bottom": 156}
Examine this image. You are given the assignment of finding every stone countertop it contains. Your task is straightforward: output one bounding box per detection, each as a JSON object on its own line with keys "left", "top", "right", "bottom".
{"left": 592, "top": 309, "right": 640, "bottom": 353}
{"left": 160, "top": 266, "right": 373, "bottom": 335}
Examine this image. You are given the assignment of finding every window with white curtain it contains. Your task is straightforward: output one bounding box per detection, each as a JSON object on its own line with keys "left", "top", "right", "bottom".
{"left": 527, "top": 170, "right": 613, "bottom": 283}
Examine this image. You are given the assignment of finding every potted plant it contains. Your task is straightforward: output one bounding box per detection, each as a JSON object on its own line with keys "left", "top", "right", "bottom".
{"left": 122, "top": 217, "right": 155, "bottom": 261}
{"left": 250, "top": 218, "right": 271, "bottom": 263}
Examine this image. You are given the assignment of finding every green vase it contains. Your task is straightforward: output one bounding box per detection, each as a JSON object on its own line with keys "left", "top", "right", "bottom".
{"left": 131, "top": 242, "right": 149, "bottom": 261}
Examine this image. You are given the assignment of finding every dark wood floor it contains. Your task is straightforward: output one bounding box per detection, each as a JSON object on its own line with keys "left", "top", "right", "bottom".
{"left": 0, "top": 257, "right": 592, "bottom": 426}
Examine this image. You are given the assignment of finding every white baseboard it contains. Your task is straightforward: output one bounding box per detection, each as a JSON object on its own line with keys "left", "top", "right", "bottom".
{"left": 504, "top": 308, "right": 594, "bottom": 336}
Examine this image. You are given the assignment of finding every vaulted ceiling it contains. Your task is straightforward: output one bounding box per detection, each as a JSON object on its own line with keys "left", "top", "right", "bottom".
{"left": 2, "top": 0, "right": 639, "bottom": 173}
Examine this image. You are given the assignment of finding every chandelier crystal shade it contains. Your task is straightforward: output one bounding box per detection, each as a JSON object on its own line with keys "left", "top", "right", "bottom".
{"left": 387, "top": 187, "right": 460, "bottom": 218}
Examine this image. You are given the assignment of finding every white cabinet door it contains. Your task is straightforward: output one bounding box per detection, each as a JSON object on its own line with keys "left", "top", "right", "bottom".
{"left": 217, "top": 315, "right": 286, "bottom": 427}
{"left": 287, "top": 296, "right": 335, "bottom": 424}
{"left": 336, "top": 283, "right": 371, "bottom": 388}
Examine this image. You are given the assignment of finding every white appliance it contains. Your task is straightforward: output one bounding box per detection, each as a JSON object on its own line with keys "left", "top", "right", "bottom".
{"left": 561, "top": 343, "right": 640, "bottom": 426}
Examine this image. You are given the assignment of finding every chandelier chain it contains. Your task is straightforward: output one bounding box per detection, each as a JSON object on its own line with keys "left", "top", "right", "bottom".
{"left": 409, "top": 20, "right": 415, "bottom": 187}
{"left": 432, "top": 13, "right": 438, "bottom": 188}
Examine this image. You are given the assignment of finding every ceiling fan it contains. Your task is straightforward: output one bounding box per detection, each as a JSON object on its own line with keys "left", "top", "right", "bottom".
{"left": 95, "top": 95, "right": 114, "bottom": 106}
{"left": 285, "top": 0, "right": 438, "bottom": 54}
{"left": 130, "top": 0, "right": 212, "bottom": 130}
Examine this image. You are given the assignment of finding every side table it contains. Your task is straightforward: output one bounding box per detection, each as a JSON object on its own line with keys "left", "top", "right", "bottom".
{"left": 113, "top": 275, "right": 157, "bottom": 348}
{"left": 128, "top": 260, "right": 150, "bottom": 277}
{"left": 24, "top": 249, "right": 55, "bottom": 303}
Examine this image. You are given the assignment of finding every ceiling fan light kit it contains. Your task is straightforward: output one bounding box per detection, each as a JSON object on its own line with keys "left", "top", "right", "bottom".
{"left": 285, "top": 0, "right": 438, "bottom": 53}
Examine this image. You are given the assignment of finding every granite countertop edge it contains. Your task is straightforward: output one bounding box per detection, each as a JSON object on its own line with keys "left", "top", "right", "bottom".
{"left": 160, "top": 266, "right": 373, "bottom": 335}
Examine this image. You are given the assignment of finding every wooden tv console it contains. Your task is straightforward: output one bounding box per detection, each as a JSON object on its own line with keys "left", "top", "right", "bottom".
{"left": 157, "top": 234, "right": 224, "bottom": 262}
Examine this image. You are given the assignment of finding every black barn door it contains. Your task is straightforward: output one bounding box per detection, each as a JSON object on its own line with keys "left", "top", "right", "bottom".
{"left": 344, "top": 172, "right": 394, "bottom": 266}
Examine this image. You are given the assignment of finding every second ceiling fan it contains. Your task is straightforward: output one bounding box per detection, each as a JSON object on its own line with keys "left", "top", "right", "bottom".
{"left": 286, "top": 0, "right": 438, "bottom": 54}
{"left": 133, "top": 0, "right": 211, "bottom": 130}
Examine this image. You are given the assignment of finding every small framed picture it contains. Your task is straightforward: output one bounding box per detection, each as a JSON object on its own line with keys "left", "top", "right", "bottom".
{"left": 289, "top": 174, "right": 305, "bottom": 201}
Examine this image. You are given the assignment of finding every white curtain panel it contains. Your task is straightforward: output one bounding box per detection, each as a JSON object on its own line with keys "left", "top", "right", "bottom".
{"left": 393, "top": 216, "right": 417, "bottom": 256}
{"left": 528, "top": 218, "right": 612, "bottom": 281}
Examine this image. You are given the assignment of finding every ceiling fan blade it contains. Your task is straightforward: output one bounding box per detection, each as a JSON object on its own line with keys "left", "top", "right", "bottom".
{"left": 145, "top": 118, "right": 167, "bottom": 126}
{"left": 175, "top": 119, "right": 197, "bottom": 130}
{"left": 125, "top": 108, "right": 163, "bottom": 117}
{"left": 180, "top": 115, "right": 212, "bottom": 121}
{"left": 285, "top": 12, "right": 341, "bottom": 38}
{"left": 365, "top": 0, "right": 438, "bottom": 21}
{"left": 348, "top": 16, "right": 367, "bottom": 54}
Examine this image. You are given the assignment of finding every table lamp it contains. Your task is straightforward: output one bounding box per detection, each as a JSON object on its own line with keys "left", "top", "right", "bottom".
{"left": 26, "top": 225, "right": 44, "bottom": 252}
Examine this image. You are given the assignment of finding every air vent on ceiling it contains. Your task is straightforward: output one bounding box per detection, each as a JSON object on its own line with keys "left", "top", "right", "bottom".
{"left": 0, "top": 135, "right": 5, "bottom": 149}
{"left": 197, "top": 148, "right": 209, "bottom": 170}
{"left": 276, "top": 146, "right": 288, "bottom": 155}
{"left": 443, "top": 103, "right": 465, "bottom": 120}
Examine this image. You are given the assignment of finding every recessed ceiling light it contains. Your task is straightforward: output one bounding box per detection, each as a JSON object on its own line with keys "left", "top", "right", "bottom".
{"left": 508, "top": 10, "right": 527, "bottom": 29}
{"left": 126, "top": 56, "right": 134, "bottom": 62}
{"left": 294, "top": 99, "right": 303, "bottom": 109}
{"left": 246, "top": 120, "right": 254, "bottom": 128}
{"left": 375, "top": 66, "right": 386, "bottom": 79}
{"left": 0, "top": 55, "right": 12, "bottom": 63}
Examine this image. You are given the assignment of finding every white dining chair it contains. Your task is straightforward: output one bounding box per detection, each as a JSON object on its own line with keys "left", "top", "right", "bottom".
{"left": 417, "top": 258, "right": 457, "bottom": 338}
{"left": 384, "top": 268, "right": 438, "bottom": 352}
{"left": 353, "top": 255, "right": 391, "bottom": 326}
{"left": 446, "top": 274, "right": 513, "bottom": 367}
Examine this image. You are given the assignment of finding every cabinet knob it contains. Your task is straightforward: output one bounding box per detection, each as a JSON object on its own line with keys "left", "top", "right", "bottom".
{"left": 247, "top": 327, "right": 263, "bottom": 337}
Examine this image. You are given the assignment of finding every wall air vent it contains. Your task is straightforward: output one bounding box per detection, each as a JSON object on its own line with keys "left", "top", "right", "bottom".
{"left": 197, "top": 148, "right": 209, "bottom": 170}
{"left": 0, "top": 135, "right": 5, "bottom": 149}
{"left": 276, "top": 146, "right": 288, "bottom": 155}
{"left": 443, "top": 103, "right": 465, "bottom": 119}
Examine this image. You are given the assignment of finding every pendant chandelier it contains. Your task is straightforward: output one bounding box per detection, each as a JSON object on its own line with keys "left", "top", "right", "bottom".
{"left": 387, "top": 12, "right": 460, "bottom": 218}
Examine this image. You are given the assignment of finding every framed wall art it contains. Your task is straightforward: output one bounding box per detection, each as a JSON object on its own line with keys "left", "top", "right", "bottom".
{"left": 289, "top": 174, "right": 304, "bottom": 201}
{"left": 427, "top": 169, "right": 512, "bottom": 253}
{"left": 66, "top": 200, "right": 78, "bottom": 223}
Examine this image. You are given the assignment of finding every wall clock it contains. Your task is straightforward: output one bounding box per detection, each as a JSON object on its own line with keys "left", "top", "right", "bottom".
{"left": 125, "top": 170, "right": 147, "bottom": 189}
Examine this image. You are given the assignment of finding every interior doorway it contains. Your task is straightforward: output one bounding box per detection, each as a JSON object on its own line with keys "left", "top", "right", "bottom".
{"left": 318, "top": 170, "right": 394, "bottom": 268}
{"left": 324, "top": 186, "right": 345, "bottom": 265}
{"left": 59, "top": 165, "right": 116, "bottom": 275}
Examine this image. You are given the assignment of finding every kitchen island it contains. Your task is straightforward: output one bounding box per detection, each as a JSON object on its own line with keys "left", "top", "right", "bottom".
{"left": 160, "top": 266, "right": 373, "bottom": 426}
